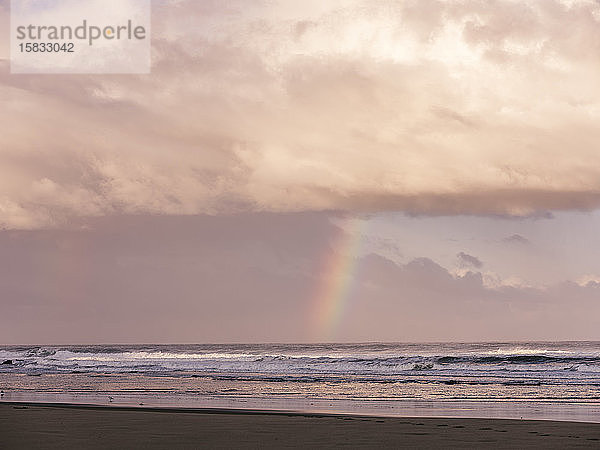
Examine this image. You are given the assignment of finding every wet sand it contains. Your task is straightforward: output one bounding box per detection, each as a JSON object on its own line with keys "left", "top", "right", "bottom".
{"left": 1, "top": 402, "right": 600, "bottom": 449}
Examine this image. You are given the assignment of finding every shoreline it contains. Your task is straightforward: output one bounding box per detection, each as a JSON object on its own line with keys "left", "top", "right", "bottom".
{"left": 3, "top": 391, "right": 600, "bottom": 423}
{"left": 2, "top": 402, "right": 600, "bottom": 449}
{"left": 1, "top": 399, "right": 600, "bottom": 423}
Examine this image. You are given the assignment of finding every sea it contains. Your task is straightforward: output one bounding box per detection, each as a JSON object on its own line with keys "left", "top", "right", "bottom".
{"left": 1, "top": 342, "right": 600, "bottom": 422}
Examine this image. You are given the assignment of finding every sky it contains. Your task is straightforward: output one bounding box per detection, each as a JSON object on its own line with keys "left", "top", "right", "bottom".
{"left": 0, "top": 0, "right": 599, "bottom": 343}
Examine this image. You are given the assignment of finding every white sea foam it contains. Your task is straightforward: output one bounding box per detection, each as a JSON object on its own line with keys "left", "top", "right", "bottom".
{"left": 1, "top": 343, "right": 600, "bottom": 410}
{"left": 1, "top": 343, "right": 599, "bottom": 386}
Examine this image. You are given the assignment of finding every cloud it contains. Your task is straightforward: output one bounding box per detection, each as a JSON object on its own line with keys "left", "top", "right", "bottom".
{"left": 457, "top": 251, "right": 483, "bottom": 269}
{"left": 353, "top": 253, "right": 600, "bottom": 342}
{"left": 502, "top": 234, "right": 531, "bottom": 245}
{"left": 2, "top": 0, "right": 600, "bottom": 228}
{"left": 576, "top": 274, "right": 600, "bottom": 287}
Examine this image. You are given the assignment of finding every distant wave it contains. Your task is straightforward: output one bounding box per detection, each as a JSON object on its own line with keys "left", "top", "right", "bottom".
{"left": 436, "top": 355, "right": 600, "bottom": 365}
{"left": 2, "top": 343, "right": 600, "bottom": 406}
{"left": 2, "top": 343, "right": 599, "bottom": 380}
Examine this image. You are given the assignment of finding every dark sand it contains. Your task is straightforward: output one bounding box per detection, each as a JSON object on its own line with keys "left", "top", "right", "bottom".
{"left": 1, "top": 403, "right": 600, "bottom": 449}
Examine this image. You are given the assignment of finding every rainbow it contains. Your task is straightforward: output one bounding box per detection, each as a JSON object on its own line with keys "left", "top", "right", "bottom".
{"left": 311, "top": 218, "right": 366, "bottom": 341}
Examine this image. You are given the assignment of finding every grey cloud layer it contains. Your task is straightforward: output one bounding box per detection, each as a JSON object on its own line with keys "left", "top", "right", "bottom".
{"left": 2, "top": 0, "right": 600, "bottom": 228}
{"left": 1, "top": 212, "right": 597, "bottom": 343}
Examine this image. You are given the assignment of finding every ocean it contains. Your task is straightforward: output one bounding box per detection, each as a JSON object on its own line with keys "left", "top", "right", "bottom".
{"left": 1, "top": 342, "right": 600, "bottom": 422}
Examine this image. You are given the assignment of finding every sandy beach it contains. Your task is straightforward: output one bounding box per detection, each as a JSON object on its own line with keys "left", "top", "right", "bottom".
{"left": 1, "top": 403, "right": 599, "bottom": 449}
